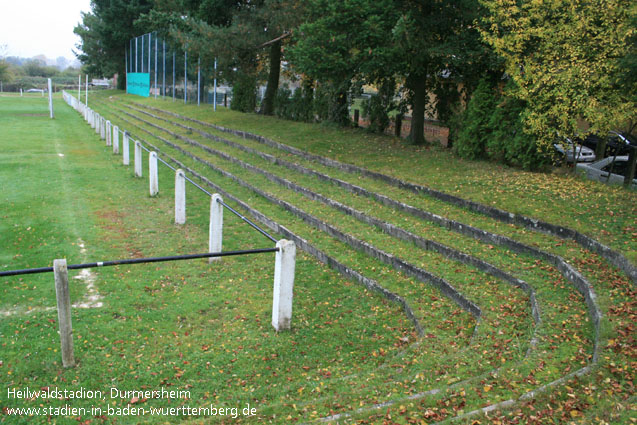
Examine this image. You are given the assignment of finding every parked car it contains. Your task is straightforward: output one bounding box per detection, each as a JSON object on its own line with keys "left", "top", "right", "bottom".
{"left": 576, "top": 156, "right": 637, "bottom": 188}
{"left": 580, "top": 131, "right": 637, "bottom": 157}
{"left": 25, "top": 88, "right": 44, "bottom": 93}
{"left": 553, "top": 138, "right": 596, "bottom": 163}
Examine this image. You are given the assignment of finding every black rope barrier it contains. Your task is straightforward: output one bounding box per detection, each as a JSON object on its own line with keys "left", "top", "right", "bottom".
{"left": 0, "top": 248, "right": 279, "bottom": 278}
{"left": 217, "top": 199, "right": 279, "bottom": 243}
{"left": 184, "top": 174, "right": 213, "bottom": 196}
{"left": 130, "top": 135, "right": 278, "bottom": 244}
{"left": 156, "top": 154, "right": 177, "bottom": 172}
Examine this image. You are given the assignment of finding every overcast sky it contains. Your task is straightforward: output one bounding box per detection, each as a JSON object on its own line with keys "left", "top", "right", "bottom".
{"left": 0, "top": 0, "right": 92, "bottom": 60}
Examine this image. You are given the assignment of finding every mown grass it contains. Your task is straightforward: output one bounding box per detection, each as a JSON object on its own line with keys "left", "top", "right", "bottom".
{"left": 96, "top": 91, "right": 635, "bottom": 424}
{"left": 0, "top": 95, "right": 420, "bottom": 424}
{"left": 2, "top": 91, "right": 634, "bottom": 424}
{"left": 89, "top": 95, "right": 607, "bottom": 420}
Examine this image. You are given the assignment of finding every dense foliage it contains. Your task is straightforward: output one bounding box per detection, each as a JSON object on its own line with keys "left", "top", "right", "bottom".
{"left": 454, "top": 79, "right": 548, "bottom": 170}
{"left": 73, "top": 0, "right": 635, "bottom": 167}
{"left": 480, "top": 0, "right": 636, "bottom": 154}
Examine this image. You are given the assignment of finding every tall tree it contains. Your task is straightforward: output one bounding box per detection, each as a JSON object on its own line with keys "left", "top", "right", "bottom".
{"left": 480, "top": 0, "right": 636, "bottom": 152}
{"left": 291, "top": 0, "right": 398, "bottom": 125}
{"left": 393, "top": 0, "right": 495, "bottom": 144}
{"left": 258, "top": 0, "right": 305, "bottom": 115}
{"left": 74, "top": 0, "right": 152, "bottom": 89}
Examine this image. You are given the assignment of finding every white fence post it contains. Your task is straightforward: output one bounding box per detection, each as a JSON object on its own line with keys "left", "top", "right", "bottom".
{"left": 208, "top": 194, "right": 223, "bottom": 262}
{"left": 272, "top": 240, "right": 296, "bottom": 331}
{"left": 113, "top": 125, "right": 119, "bottom": 154}
{"left": 134, "top": 141, "right": 142, "bottom": 177}
{"left": 175, "top": 169, "right": 186, "bottom": 224}
{"left": 123, "top": 131, "right": 130, "bottom": 165}
{"left": 100, "top": 118, "right": 106, "bottom": 141}
{"left": 106, "top": 120, "right": 112, "bottom": 146}
{"left": 149, "top": 151, "right": 158, "bottom": 196}
{"left": 47, "top": 78, "right": 54, "bottom": 119}
{"left": 53, "top": 259, "right": 75, "bottom": 368}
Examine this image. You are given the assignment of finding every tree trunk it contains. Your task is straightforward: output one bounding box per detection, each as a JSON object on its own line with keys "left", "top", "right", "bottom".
{"left": 328, "top": 80, "right": 350, "bottom": 126}
{"left": 261, "top": 40, "right": 281, "bottom": 115}
{"left": 409, "top": 75, "right": 426, "bottom": 144}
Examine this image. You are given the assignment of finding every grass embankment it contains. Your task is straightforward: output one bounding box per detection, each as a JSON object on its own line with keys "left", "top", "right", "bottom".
{"left": 86, "top": 92, "right": 634, "bottom": 423}
{"left": 1, "top": 91, "right": 634, "bottom": 424}
{"left": 120, "top": 93, "right": 636, "bottom": 262}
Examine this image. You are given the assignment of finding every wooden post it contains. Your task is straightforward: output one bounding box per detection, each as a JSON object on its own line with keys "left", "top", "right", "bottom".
{"left": 272, "top": 240, "right": 296, "bottom": 331}
{"left": 113, "top": 126, "right": 120, "bottom": 154}
{"left": 625, "top": 146, "right": 637, "bottom": 187}
{"left": 149, "top": 151, "right": 158, "bottom": 196}
{"left": 208, "top": 194, "right": 223, "bottom": 262}
{"left": 123, "top": 131, "right": 130, "bottom": 165}
{"left": 54, "top": 259, "right": 75, "bottom": 368}
{"left": 353, "top": 109, "right": 359, "bottom": 127}
{"left": 175, "top": 169, "right": 186, "bottom": 224}
{"left": 134, "top": 141, "right": 143, "bottom": 177}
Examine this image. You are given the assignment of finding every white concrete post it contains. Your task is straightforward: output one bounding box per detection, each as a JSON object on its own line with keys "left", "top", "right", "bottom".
{"left": 53, "top": 259, "right": 75, "bottom": 368}
{"left": 134, "top": 141, "right": 142, "bottom": 177}
{"left": 100, "top": 118, "right": 106, "bottom": 140}
{"left": 149, "top": 151, "right": 158, "bottom": 196}
{"left": 113, "top": 125, "right": 119, "bottom": 154}
{"left": 272, "top": 240, "right": 296, "bottom": 331}
{"left": 122, "top": 131, "right": 130, "bottom": 165}
{"left": 175, "top": 169, "right": 186, "bottom": 224}
{"left": 95, "top": 115, "right": 100, "bottom": 134}
{"left": 90, "top": 111, "right": 95, "bottom": 128}
{"left": 48, "top": 79, "right": 54, "bottom": 119}
{"left": 208, "top": 194, "right": 223, "bottom": 262}
{"left": 106, "top": 120, "right": 111, "bottom": 146}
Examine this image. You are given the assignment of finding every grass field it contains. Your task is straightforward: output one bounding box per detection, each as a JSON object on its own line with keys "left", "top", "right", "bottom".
{"left": 1, "top": 91, "right": 635, "bottom": 424}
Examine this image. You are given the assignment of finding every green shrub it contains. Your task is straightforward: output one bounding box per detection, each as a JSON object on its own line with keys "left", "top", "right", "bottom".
{"left": 313, "top": 82, "right": 330, "bottom": 122}
{"left": 274, "top": 84, "right": 293, "bottom": 119}
{"left": 454, "top": 79, "right": 550, "bottom": 170}
{"left": 275, "top": 83, "right": 316, "bottom": 122}
{"left": 230, "top": 73, "right": 257, "bottom": 113}
{"left": 453, "top": 79, "right": 497, "bottom": 159}
{"left": 362, "top": 79, "right": 396, "bottom": 134}
{"left": 486, "top": 97, "right": 549, "bottom": 170}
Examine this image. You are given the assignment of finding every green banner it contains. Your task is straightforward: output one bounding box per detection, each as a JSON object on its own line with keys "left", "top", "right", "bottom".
{"left": 126, "top": 73, "right": 150, "bottom": 97}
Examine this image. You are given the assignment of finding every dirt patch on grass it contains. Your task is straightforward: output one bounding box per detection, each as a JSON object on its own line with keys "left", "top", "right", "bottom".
{"left": 95, "top": 209, "right": 145, "bottom": 258}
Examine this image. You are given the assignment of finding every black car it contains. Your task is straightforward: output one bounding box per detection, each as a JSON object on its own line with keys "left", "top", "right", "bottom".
{"left": 581, "top": 131, "right": 637, "bottom": 157}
